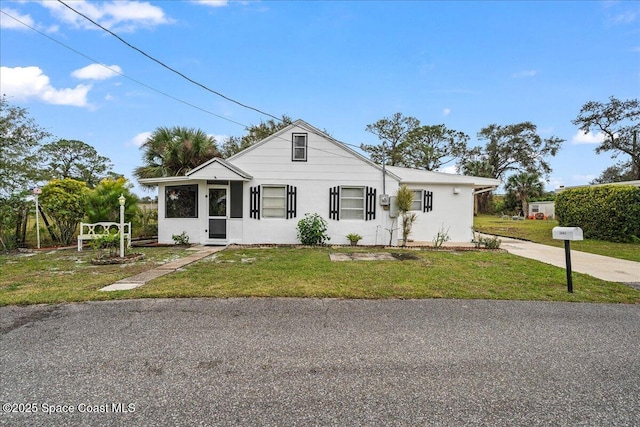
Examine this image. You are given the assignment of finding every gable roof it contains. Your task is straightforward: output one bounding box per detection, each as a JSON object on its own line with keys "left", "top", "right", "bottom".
{"left": 186, "top": 157, "right": 252, "bottom": 181}
{"left": 138, "top": 157, "right": 252, "bottom": 185}
{"left": 227, "top": 119, "right": 402, "bottom": 181}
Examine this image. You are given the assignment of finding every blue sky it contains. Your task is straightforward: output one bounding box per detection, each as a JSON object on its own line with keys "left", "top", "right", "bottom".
{"left": 1, "top": 0, "right": 638, "bottom": 195}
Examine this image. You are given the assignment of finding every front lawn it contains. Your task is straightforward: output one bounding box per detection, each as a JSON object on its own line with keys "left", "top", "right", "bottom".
{"left": 473, "top": 215, "right": 640, "bottom": 262}
{"left": 0, "top": 246, "right": 192, "bottom": 306}
{"left": 2, "top": 246, "right": 638, "bottom": 306}
{"left": 129, "top": 247, "right": 639, "bottom": 303}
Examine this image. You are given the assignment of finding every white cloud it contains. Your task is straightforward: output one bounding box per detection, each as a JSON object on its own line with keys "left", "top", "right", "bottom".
{"left": 0, "top": 66, "right": 91, "bottom": 107}
{"left": 442, "top": 108, "right": 451, "bottom": 117}
{"left": 571, "top": 130, "right": 605, "bottom": 144}
{"left": 131, "top": 131, "right": 152, "bottom": 147}
{"left": 0, "top": 7, "right": 35, "bottom": 29}
{"left": 72, "top": 63, "right": 122, "bottom": 80}
{"left": 512, "top": 70, "right": 537, "bottom": 78}
{"left": 41, "top": 1, "right": 170, "bottom": 32}
{"left": 192, "top": 0, "right": 230, "bottom": 7}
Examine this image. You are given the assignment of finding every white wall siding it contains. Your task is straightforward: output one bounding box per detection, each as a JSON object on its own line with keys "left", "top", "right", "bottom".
{"left": 401, "top": 184, "right": 476, "bottom": 243}
{"left": 240, "top": 177, "right": 399, "bottom": 245}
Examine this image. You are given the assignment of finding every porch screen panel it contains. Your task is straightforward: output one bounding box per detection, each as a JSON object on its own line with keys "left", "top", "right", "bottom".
{"left": 230, "top": 181, "right": 243, "bottom": 218}
{"left": 165, "top": 184, "right": 198, "bottom": 218}
{"left": 209, "top": 219, "right": 226, "bottom": 239}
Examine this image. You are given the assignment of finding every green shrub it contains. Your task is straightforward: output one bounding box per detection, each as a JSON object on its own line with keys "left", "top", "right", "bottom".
{"left": 90, "top": 230, "right": 121, "bottom": 258}
{"left": 172, "top": 231, "right": 190, "bottom": 246}
{"left": 555, "top": 185, "right": 640, "bottom": 242}
{"left": 297, "top": 213, "right": 330, "bottom": 245}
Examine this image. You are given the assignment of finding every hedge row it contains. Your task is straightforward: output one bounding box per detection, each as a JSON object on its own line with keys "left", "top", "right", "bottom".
{"left": 555, "top": 185, "right": 640, "bottom": 242}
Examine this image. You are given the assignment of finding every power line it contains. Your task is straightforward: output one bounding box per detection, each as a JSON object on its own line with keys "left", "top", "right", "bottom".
{"left": 0, "top": 9, "right": 248, "bottom": 129}
{"left": 56, "top": 0, "right": 282, "bottom": 122}
{"left": 1, "top": 8, "right": 367, "bottom": 157}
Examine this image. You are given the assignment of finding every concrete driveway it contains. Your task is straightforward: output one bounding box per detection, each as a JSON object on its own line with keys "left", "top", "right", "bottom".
{"left": 1, "top": 298, "right": 638, "bottom": 426}
{"left": 470, "top": 235, "right": 640, "bottom": 286}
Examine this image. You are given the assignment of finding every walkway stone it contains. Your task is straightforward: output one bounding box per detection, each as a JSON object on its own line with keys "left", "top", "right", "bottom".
{"left": 99, "top": 245, "right": 225, "bottom": 292}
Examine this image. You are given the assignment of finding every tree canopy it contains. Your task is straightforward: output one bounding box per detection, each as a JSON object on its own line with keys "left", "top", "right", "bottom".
{"left": 39, "top": 178, "right": 88, "bottom": 246}
{"left": 572, "top": 96, "right": 640, "bottom": 181}
{"left": 134, "top": 126, "right": 220, "bottom": 187}
{"left": 462, "top": 122, "right": 564, "bottom": 181}
{"left": 360, "top": 113, "right": 469, "bottom": 171}
{"left": 505, "top": 172, "right": 544, "bottom": 216}
{"left": 35, "top": 139, "right": 115, "bottom": 188}
{"left": 0, "top": 96, "right": 51, "bottom": 196}
{"left": 85, "top": 177, "right": 139, "bottom": 223}
{"left": 220, "top": 115, "right": 293, "bottom": 158}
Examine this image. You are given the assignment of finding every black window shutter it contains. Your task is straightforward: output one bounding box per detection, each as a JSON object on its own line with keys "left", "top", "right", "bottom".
{"left": 250, "top": 186, "right": 260, "bottom": 219}
{"left": 424, "top": 190, "right": 433, "bottom": 212}
{"left": 286, "top": 185, "right": 297, "bottom": 219}
{"left": 365, "top": 187, "right": 376, "bottom": 220}
{"left": 329, "top": 186, "right": 340, "bottom": 220}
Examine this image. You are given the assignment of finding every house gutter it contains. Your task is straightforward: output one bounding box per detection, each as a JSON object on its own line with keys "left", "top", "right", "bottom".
{"left": 473, "top": 186, "right": 497, "bottom": 195}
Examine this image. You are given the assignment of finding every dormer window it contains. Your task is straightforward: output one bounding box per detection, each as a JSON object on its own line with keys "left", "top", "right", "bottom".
{"left": 292, "top": 133, "right": 307, "bottom": 161}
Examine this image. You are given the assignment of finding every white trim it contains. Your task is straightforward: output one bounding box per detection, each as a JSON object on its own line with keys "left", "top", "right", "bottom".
{"left": 187, "top": 157, "right": 252, "bottom": 180}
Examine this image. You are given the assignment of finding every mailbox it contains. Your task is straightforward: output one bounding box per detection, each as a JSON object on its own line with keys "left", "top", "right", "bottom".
{"left": 552, "top": 227, "right": 583, "bottom": 241}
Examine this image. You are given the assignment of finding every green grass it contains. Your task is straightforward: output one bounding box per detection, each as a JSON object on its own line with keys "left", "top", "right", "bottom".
{"left": 0, "top": 247, "right": 192, "bottom": 306}
{"left": 128, "top": 247, "right": 639, "bottom": 303}
{"left": 473, "top": 215, "right": 640, "bottom": 262}
{"left": 2, "top": 246, "right": 638, "bottom": 306}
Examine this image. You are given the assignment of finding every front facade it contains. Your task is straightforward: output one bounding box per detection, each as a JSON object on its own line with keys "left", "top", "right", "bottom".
{"left": 141, "top": 120, "right": 500, "bottom": 246}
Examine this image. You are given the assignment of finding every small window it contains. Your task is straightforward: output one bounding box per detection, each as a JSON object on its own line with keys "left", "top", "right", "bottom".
{"left": 262, "top": 186, "right": 286, "bottom": 218}
{"left": 410, "top": 190, "right": 422, "bottom": 211}
{"left": 166, "top": 184, "right": 198, "bottom": 218}
{"left": 532, "top": 205, "right": 539, "bottom": 213}
{"left": 292, "top": 133, "right": 307, "bottom": 161}
{"left": 340, "top": 187, "right": 364, "bottom": 220}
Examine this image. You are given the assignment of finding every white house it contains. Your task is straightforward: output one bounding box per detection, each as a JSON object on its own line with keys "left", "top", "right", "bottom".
{"left": 140, "top": 120, "right": 500, "bottom": 246}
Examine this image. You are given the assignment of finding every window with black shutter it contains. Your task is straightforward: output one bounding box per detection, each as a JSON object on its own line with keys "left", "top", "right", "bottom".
{"left": 250, "top": 185, "right": 297, "bottom": 219}
{"left": 329, "top": 186, "right": 376, "bottom": 220}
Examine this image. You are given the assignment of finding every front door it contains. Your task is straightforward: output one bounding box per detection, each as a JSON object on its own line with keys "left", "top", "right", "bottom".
{"left": 208, "top": 187, "right": 227, "bottom": 240}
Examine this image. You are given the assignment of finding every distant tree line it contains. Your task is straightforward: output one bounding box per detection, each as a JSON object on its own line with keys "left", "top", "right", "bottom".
{"left": 0, "top": 95, "right": 142, "bottom": 249}
{"left": 3, "top": 92, "right": 637, "bottom": 248}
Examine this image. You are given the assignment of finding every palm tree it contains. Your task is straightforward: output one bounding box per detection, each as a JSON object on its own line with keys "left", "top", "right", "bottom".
{"left": 505, "top": 172, "right": 544, "bottom": 217}
{"left": 134, "top": 126, "right": 220, "bottom": 188}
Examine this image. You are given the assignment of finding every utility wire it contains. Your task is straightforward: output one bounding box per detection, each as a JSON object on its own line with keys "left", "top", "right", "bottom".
{"left": 0, "top": 9, "right": 248, "bottom": 128}
{"left": 56, "top": 0, "right": 282, "bottom": 122}
{"left": 1, "top": 8, "right": 367, "bottom": 157}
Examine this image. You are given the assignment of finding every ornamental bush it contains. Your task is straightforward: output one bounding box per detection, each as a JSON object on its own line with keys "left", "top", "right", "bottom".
{"left": 297, "top": 213, "right": 330, "bottom": 245}
{"left": 555, "top": 185, "right": 640, "bottom": 242}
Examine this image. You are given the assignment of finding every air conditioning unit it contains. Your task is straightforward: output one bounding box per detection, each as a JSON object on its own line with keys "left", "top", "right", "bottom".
{"left": 379, "top": 194, "right": 390, "bottom": 206}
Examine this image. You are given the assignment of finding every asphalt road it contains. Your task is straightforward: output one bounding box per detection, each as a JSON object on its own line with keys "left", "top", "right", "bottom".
{"left": 1, "top": 298, "right": 639, "bottom": 426}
